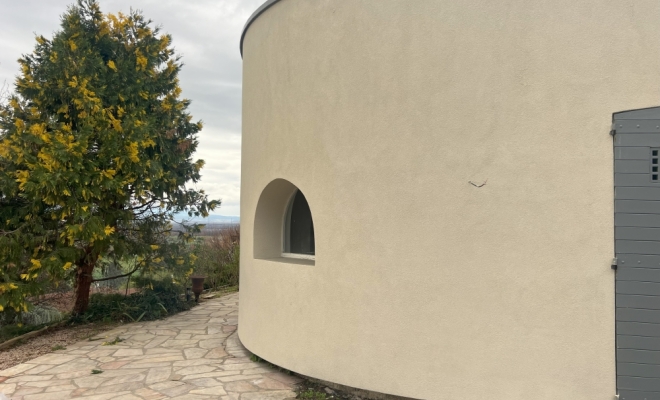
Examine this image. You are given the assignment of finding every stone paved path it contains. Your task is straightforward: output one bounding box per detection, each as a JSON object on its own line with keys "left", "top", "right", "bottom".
{"left": 0, "top": 293, "right": 303, "bottom": 399}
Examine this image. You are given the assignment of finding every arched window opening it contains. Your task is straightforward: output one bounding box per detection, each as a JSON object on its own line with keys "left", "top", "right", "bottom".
{"left": 284, "top": 190, "right": 315, "bottom": 257}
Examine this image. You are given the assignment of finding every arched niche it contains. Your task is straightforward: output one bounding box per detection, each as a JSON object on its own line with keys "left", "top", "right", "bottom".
{"left": 253, "top": 179, "right": 315, "bottom": 263}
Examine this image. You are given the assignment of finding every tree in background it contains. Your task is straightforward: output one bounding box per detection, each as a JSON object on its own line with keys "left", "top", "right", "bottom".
{"left": 0, "top": 80, "right": 8, "bottom": 104}
{"left": 193, "top": 225, "right": 240, "bottom": 291}
{"left": 0, "top": 0, "right": 218, "bottom": 315}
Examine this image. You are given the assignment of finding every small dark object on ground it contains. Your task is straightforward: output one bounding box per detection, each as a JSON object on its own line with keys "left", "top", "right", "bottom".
{"left": 191, "top": 276, "right": 205, "bottom": 302}
{"left": 91, "top": 369, "right": 103, "bottom": 374}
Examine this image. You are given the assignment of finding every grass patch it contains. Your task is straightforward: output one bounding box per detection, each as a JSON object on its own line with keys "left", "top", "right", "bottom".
{"left": 295, "top": 380, "right": 354, "bottom": 399}
{"left": 51, "top": 344, "right": 66, "bottom": 351}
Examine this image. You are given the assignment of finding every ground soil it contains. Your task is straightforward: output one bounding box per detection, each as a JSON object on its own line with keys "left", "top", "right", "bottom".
{"left": 296, "top": 380, "right": 366, "bottom": 400}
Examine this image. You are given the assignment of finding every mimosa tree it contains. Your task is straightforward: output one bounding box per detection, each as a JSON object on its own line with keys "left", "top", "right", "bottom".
{"left": 0, "top": 0, "right": 218, "bottom": 315}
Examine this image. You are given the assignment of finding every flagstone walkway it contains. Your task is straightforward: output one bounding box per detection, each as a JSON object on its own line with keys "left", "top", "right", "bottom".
{"left": 0, "top": 293, "right": 302, "bottom": 399}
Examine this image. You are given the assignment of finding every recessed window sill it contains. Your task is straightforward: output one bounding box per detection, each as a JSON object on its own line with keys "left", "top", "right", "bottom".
{"left": 258, "top": 256, "right": 315, "bottom": 266}
{"left": 281, "top": 252, "right": 315, "bottom": 261}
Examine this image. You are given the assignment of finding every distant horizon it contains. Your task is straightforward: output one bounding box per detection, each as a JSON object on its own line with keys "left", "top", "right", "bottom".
{"left": 173, "top": 212, "right": 240, "bottom": 222}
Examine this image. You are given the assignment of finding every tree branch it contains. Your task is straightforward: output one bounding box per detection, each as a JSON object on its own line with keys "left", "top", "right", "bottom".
{"left": 91, "top": 265, "right": 140, "bottom": 282}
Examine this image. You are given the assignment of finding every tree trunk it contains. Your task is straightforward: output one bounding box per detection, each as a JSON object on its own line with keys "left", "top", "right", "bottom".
{"left": 72, "top": 262, "right": 95, "bottom": 315}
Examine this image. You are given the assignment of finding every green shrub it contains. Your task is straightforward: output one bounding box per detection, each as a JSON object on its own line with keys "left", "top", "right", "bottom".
{"left": 0, "top": 323, "right": 46, "bottom": 343}
{"left": 21, "top": 306, "right": 64, "bottom": 326}
{"left": 73, "top": 278, "right": 195, "bottom": 324}
{"left": 193, "top": 225, "right": 240, "bottom": 290}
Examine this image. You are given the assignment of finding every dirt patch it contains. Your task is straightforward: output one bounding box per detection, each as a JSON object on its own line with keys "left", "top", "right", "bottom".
{"left": 0, "top": 322, "right": 119, "bottom": 371}
{"left": 296, "top": 380, "right": 365, "bottom": 399}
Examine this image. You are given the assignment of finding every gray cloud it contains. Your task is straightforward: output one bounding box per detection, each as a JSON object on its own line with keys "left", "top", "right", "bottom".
{"left": 0, "top": 0, "right": 263, "bottom": 217}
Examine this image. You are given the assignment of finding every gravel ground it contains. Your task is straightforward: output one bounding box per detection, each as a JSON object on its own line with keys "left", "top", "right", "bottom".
{"left": 0, "top": 321, "right": 119, "bottom": 370}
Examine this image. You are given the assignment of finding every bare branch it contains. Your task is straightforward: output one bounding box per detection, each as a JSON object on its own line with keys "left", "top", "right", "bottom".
{"left": 0, "top": 73, "right": 10, "bottom": 106}
{"left": 91, "top": 264, "right": 140, "bottom": 282}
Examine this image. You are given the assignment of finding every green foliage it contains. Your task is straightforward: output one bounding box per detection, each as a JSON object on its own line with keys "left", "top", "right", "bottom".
{"left": 193, "top": 226, "right": 240, "bottom": 290}
{"left": 0, "top": 0, "right": 219, "bottom": 315}
{"left": 73, "top": 278, "right": 194, "bottom": 324}
{"left": 0, "top": 305, "right": 64, "bottom": 344}
{"left": 0, "top": 322, "right": 46, "bottom": 344}
{"left": 20, "top": 305, "right": 64, "bottom": 326}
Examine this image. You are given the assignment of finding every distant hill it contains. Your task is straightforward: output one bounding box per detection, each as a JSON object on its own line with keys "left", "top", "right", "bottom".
{"left": 172, "top": 213, "right": 239, "bottom": 224}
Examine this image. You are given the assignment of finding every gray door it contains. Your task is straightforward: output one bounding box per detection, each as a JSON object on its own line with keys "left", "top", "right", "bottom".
{"left": 615, "top": 106, "right": 660, "bottom": 400}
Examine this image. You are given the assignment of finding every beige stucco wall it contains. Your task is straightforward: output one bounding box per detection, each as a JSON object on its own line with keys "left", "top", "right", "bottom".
{"left": 239, "top": 1, "right": 660, "bottom": 399}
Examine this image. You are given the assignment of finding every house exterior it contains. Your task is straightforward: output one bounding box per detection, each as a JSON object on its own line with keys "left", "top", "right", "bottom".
{"left": 239, "top": 1, "right": 660, "bottom": 399}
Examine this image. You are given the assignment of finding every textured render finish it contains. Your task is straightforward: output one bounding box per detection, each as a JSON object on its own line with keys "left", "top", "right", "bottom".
{"left": 239, "top": 0, "right": 280, "bottom": 56}
{"left": 239, "top": 1, "right": 660, "bottom": 399}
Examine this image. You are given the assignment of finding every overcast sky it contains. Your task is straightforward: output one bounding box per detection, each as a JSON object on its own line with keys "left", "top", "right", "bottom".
{"left": 0, "top": 0, "right": 265, "bottom": 217}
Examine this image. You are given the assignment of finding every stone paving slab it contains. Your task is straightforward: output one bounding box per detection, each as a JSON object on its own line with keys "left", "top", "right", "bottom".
{"left": 0, "top": 293, "right": 303, "bottom": 399}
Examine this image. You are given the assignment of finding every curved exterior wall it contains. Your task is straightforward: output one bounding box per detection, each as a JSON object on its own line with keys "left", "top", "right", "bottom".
{"left": 239, "top": 1, "right": 660, "bottom": 399}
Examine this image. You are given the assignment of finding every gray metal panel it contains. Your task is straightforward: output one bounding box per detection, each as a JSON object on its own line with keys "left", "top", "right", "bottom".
{"left": 616, "top": 240, "right": 660, "bottom": 255}
{"left": 619, "top": 376, "right": 660, "bottom": 392}
{"left": 618, "top": 321, "right": 660, "bottom": 337}
{"left": 618, "top": 269, "right": 660, "bottom": 283}
{"left": 619, "top": 391, "right": 660, "bottom": 400}
{"left": 615, "top": 121, "right": 660, "bottom": 134}
{"left": 618, "top": 349, "right": 660, "bottom": 364}
{"left": 617, "top": 254, "right": 660, "bottom": 268}
{"left": 616, "top": 147, "right": 652, "bottom": 160}
{"left": 617, "top": 214, "right": 660, "bottom": 228}
{"left": 617, "top": 188, "right": 660, "bottom": 201}
{"left": 615, "top": 107, "right": 660, "bottom": 120}
{"left": 616, "top": 133, "right": 660, "bottom": 146}
{"left": 615, "top": 174, "right": 656, "bottom": 187}
{"left": 618, "top": 294, "right": 660, "bottom": 309}
{"left": 618, "top": 362, "right": 660, "bottom": 378}
{"left": 616, "top": 160, "right": 653, "bottom": 174}
{"left": 616, "top": 201, "right": 660, "bottom": 214}
{"left": 617, "top": 308, "right": 660, "bottom": 324}
{"left": 618, "top": 282, "right": 660, "bottom": 296}
{"left": 617, "top": 228, "right": 660, "bottom": 241}
{"left": 600, "top": 111, "right": 660, "bottom": 395}
{"left": 618, "top": 335, "right": 660, "bottom": 351}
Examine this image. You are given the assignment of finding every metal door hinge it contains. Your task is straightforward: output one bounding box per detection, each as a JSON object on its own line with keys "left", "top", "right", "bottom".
{"left": 611, "top": 257, "right": 618, "bottom": 270}
{"left": 610, "top": 123, "right": 617, "bottom": 136}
